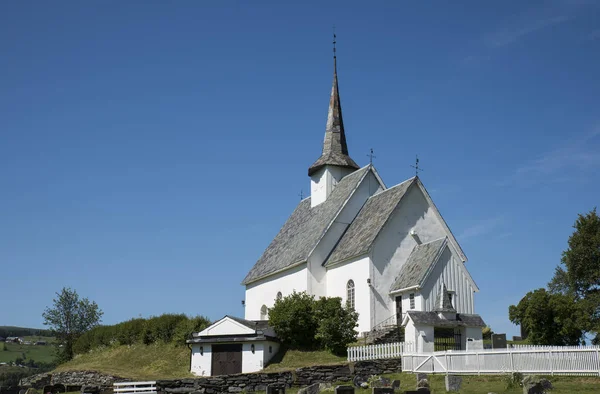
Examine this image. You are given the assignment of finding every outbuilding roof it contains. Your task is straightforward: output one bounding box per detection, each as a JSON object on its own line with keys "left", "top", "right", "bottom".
{"left": 404, "top": 311, "right": 486, "bottom": 328}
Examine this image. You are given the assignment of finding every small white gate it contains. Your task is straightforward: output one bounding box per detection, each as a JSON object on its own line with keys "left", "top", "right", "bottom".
{"left": 113, "top": 381, "right": 157, "bottom": 394}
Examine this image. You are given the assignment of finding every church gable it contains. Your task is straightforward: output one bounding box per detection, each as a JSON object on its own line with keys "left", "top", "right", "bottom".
{"left": 242, "top": 166, "right": 370, "bottom": 285}
{"left": 325, "top": 177, "right": 415, "bottom": 266}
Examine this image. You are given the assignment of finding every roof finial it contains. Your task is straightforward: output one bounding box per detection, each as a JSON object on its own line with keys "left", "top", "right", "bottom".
{"left": 367, "top": 148, "right": 376, "bottom": 165}
{"left": 411, "top": 155, "right": 424, "bottom": 177}
{"left": 333, "top": 26, "right": 336, "bottom": 59}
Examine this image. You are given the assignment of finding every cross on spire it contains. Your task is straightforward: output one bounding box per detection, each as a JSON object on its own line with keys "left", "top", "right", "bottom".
{"left": 367, "top": 148, "right": 376, "bottom": 165}
{"left": 333, "top": 26, "right": 336, "bottom": 59}
{"left": 411, "top": 155, "right": 424, "bottom": 177}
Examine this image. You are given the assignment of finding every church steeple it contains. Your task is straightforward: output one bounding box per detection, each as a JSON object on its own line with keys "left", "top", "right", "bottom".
{"left": 307, "top": 44, "right": 359, "bottom": 177}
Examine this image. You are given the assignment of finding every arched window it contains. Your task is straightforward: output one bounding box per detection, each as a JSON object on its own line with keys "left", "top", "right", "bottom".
{"left": 260, "top": 305, "right": 268, "bottom": 320}
{"left": 276, "top": 292, "right": 282, "bottom": 301}
{"left": 346, "top": 280, "right": 355, "bottom": 309}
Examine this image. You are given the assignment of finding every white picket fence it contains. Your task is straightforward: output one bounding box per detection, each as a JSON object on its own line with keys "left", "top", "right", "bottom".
{"left": 113, "top": 381, "right": 157, "bottom": 394}
{"left": 347, "top": 342, "right": 412, "bottom": 361}
{"left": 402, "top": 346, "right": 600, "bottom": 376}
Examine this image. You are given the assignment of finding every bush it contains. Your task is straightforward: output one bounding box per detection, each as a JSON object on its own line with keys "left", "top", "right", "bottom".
{"left": 268, "top": 291, "right": 359, "bottom": 354}
{"left": 314, "top": 297, "right": 358, "bottom": 355}
{"left": 173, "top": 316, "right": 211, "bottom": 343}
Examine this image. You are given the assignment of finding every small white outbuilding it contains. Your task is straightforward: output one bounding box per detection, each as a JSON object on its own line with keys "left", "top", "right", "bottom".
{"left": 187, "top": 316, "right": 279, "bottom": 376}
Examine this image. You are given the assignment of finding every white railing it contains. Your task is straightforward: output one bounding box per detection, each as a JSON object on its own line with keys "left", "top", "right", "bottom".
{"left": 347, "top": 342, "right": 413, "bottom": 362}
{"left": 114, "top": 381, "right": 157, "bottom": 394}
{"left": 402, "top": 346, "right": 600, "bottom": 376}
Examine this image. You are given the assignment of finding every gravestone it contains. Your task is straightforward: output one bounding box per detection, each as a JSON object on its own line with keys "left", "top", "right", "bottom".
{"left": 391, "top": 380, "right": 400, "bottom": 390}
{"left": 19, "top": 390, "right": 27, "bottom": 394}
{"left": 266, "top": 385, "right": 285, "bottom": 394}
{"left": 334, "top": 386, "right": 354, "bottom": 394}
{"left": 415, "top": 374, "right": 427, "bottom": 384}
{"left": 491, "top": 333, "right": 506, "bottom": 349}
{"left": 297, "top": 384, "right": 319, "bottom": 394}
{"left": 444, "top": 375, "right": 462, "bottom": 392}
{"left": 371, "top": 388, "right": 393, "bottom": 394}
{"left": 404, "top": 390, "right": 430, "bottom": 394}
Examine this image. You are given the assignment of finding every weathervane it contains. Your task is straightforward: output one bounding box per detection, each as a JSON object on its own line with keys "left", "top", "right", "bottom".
{"left": 367, "top": 148, "right": 376, "bottom": 165}
{"left": 333, "top": 26, "right": 336, "bottom": 58}
{"left": 410, "top": 155, "right": 424, "bottom": 177}
{"left": 298, "top": 190, "right": 304, "bottom": 200}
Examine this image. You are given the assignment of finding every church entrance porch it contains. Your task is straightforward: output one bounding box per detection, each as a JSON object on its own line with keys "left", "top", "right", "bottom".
{"left": 433, "top": 327, "right": 462, "bottom": 351}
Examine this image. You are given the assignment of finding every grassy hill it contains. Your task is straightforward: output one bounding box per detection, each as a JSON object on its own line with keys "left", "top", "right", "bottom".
{"left": 55, "top": 343, "right": 193, "bottom": 380}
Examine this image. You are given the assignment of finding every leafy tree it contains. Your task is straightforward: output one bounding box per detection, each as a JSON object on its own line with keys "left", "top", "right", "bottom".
{"left": 509, "top": 288, "right": 584, "bottom": 345}
{"left": 549, "top": 208, "right": 600, "bottom": 342}
{"left": 43, "top": 287, "right": 103, "bottom": 361}
{"left": 314, "top": 297, "right": 358, "bottom": 355}
{"left": 268, "top": 291, "right": 359, "bottom": 354}
{"left": 268, "top": 292, "right": 318, "bottom": 349}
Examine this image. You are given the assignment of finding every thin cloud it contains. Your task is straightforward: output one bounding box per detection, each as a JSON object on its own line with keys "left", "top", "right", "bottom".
{"left": 502, "top": 126, "right": 600, "bottom": 186}
{"left": 459, "top": 216, "right": 505, "bottom": 240}
{"left": 485, "top": 15, "right": 571, "bottom": 47}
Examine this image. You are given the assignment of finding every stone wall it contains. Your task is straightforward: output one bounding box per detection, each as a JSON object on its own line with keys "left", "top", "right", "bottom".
{"left": 156, "top": 359, "right": 402, "bottom": 394}
{"left": 20, "top": 371, "right": 128, "bottom": 390}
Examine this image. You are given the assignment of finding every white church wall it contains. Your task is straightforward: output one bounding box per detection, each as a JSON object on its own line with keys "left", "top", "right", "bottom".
{"left": 244, "top": 263, "right": 307, "bottom": 320}
{"left": 420, "top": 247, "right": 475, "bottom": 314}
{"left": 190, "top": 344, "right": 211, "bottom": 376}
{"left": 370, "top": 184, "right": 447, "bottom": 326}
{"left": 310, "top": 166, "right": 356, "bottom": 208}
{"left": 326, "top": 255, "right": 371, "bottom": 333}
{"left": 415, "top": 324, "right": 435, "bottom": 353}
{"left": 308, "top": 170, "right": 383, "bottom": 298}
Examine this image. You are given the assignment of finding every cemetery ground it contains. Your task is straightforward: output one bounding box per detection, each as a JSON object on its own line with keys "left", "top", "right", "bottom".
{"left": 50, "top": 343, "right": 600, "bottom": 393}
{"left": 0, "top": 337, "right": 56, "bottom": 364}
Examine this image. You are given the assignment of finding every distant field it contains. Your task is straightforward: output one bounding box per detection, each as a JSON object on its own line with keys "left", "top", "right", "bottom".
{"left": 0, "top": 337, "right": 56, "bottom": 364}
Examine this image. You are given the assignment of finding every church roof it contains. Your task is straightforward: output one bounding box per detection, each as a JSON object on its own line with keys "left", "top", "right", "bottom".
{"left": 308, "top": 57, "right": 359, "bottom": 176}
{"left": 325, "top": 178, "right": 416, "bottom": 266}
{"left": 389, "top": 237, "right": 448, "bottom": 293}
{"left": 242, "top": 166, "right": 371, "bottom": 285}
{"left": 404, "top": 311, "right": 486, "bottom": 328}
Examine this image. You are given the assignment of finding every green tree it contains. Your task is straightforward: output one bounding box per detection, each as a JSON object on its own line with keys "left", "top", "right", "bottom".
{"left": 508, "top": 288, "right": 584, "bottom": 345}
{"left": 549, "top": 208, "right": 600, "bottom": 342}
{"left": 314, "top": 297, "right": 358, "bottom": 355}
{"left": 268, "top": 291, "right": 318, "bottom": 349}
{"left": 43, "top": 287, "right": 103, "bottom": 361}
{"left": 268, "top": 291, "right": 359, "bottom": 354}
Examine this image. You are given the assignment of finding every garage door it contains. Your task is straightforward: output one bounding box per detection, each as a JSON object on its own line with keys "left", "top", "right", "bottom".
{"left": 211, "top": 344, "right": 242, "bottom": 375}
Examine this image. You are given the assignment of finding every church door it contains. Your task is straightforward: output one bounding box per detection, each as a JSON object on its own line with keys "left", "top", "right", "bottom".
{"left": 395, "top": 296, "right": 402, "bottom": 324}
{"left": 211, "top": 344, "right": 242, "bottom": 375}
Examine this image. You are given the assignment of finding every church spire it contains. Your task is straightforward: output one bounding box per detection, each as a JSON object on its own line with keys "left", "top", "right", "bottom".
{"left": 308, "top": 36, "right": 359, "bottom": 177}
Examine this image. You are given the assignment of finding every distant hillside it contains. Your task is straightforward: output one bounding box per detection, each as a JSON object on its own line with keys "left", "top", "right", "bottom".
{"left": 0, "top": 326, "right": 52, "bottom": 338}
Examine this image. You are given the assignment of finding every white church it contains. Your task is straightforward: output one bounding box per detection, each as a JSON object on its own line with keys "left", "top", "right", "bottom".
{"left": 188, "top": 54, "right": 484, "bottom": 376}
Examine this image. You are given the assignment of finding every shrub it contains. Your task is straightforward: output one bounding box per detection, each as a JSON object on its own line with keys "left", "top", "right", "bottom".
{"left": 314, "top": 297, "right": 358, "bottom": 355}
{"left": 173, "top": 315, "right": 211, "bottom": 343}
{"left": 268, "top": 291, "right": 359, "bottom": 354}
{"left": 141, "top": 314, "right": 188, "bottom": 344}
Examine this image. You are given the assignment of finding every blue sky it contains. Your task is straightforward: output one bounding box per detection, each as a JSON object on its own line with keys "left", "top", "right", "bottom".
{"left": 1, "top": 1, "right": 599, "bottom": 337}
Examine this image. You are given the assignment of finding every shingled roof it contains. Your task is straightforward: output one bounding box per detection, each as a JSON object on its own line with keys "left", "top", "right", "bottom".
{"left": 308, "top": 57, "right": 359, "bottom": 176}
{"left": 325, "top": 178, "right": 416, "bottom": 266}
{"left": 242, "top": 166, "right": 371, "bottom": 285}
{"left": 404, "top": 311, "right": 486, "bottom": 328}
{"left": 389, "top": 237, "right": 448, "bottom": 293}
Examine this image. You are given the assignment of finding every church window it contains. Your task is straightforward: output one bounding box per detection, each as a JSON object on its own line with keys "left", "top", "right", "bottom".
{"left": 276, "top": 292, "right": 282, "bottom": 301}
{"left": 409, "top": 293, "right": 415, "bottom": 309}
{"left": 448, "top": 292, "right": 453, "bottom": 307}
{"left": 260, "top": 305, "right": 268, "bottom": 320}
{"left": 346, "top": 280, "right": 355, "bottom": 309}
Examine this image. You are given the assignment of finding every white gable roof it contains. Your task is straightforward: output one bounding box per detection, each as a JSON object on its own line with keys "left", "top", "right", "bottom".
{"left": 198, "top": 316, "right": 256, "bottom": 337}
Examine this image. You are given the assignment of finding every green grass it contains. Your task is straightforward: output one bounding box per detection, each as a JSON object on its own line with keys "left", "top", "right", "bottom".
{"left": 263, "top": 349, "right": 347, "bottom": 372}
{"left": 0, "top": 338, "right": 56, "bottom": 364}
{"left": 54, "top": 342, "right": 193, "bottom": 380}
{"left": 283, "top": 373, "right": 600, "bottom": 394}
